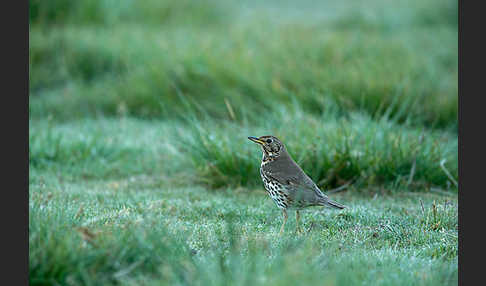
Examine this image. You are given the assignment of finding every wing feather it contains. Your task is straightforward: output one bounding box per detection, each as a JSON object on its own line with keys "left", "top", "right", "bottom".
{"left": 261, "top": 155, "right": 329, "bottom": 205}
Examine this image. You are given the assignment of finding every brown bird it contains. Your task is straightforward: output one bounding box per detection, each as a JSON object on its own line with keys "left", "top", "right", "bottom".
{"left": 248, "top": 135, "right": 346, "bottom": 235}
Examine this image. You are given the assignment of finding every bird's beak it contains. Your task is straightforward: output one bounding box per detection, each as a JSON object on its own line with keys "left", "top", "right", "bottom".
{"left": 248, "top": 136, "right": 265, "bottom": 145}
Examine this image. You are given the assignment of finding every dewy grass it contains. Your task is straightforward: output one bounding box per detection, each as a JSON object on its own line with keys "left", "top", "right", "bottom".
{"left": 28, "top": 118, "right": 188, "bottom": 182}
{"left": 29, "top": 175, "right": 457, "bottom": 286}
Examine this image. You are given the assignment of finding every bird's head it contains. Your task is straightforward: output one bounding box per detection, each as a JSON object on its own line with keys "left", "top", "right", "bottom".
{"left": 248, "top": 135, "right": 285, "bottom": 159}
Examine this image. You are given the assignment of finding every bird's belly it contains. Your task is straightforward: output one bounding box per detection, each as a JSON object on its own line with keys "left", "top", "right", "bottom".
{"left": 260, "top": 168, "right": 290, "bottom": 209}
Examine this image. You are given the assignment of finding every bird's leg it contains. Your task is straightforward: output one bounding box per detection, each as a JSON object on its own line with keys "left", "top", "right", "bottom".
{"left": 296, "top": 210, "right": 301, "bottom": 234}
{"left": 279, "top": 209, "right": 288, "bottom": 236}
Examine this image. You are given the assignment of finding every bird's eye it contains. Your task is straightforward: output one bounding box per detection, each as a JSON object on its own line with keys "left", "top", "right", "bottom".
{"left": 266, "top": 139, "right": 272, "bottom": 143}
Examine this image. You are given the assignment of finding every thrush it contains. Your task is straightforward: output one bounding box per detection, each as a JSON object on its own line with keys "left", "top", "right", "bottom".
{"left": 248, "top": 135, "right": 346, "bottom": 235}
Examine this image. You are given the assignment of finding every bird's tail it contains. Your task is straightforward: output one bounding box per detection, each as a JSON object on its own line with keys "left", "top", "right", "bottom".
{"left": 324, "top": 199, "right": 346, "bottom": 209}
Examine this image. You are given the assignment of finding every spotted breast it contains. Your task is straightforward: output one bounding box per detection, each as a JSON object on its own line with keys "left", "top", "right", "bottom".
{"left": 260, "top": 163, "right": 292, "bottom": 209}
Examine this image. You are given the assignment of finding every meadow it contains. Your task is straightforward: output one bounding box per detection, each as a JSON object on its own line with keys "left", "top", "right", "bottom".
{"left": 29, "top": 0, "right": 458, "bottom": 285}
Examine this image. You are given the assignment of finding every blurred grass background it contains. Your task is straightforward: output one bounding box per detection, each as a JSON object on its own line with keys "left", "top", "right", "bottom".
{"left": 29, "top": 0, "right": 458, "bottom": 285}
{"left": 29, "top": 0, "right": 458, "bottom": 191}
{"left": 29, "top": 0, "right": 457, "bottom": 128}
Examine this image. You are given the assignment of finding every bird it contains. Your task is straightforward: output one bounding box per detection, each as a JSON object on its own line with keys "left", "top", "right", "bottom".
{"left": 248, "top": 135, "right": 346, "bottom": 235}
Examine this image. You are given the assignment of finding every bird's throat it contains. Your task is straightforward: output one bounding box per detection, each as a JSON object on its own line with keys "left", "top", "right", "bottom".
{"left": 262, "top": 149, "right": 275, "bottom": 164}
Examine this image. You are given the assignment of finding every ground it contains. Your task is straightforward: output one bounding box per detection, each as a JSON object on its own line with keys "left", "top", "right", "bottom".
{"left": 29, "top": 119, "right": 457, "bottom": 286}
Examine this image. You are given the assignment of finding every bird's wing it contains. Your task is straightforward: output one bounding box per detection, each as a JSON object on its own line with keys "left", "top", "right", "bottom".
{"left": 262, "top": 159, "right": 328, "bottom": 204}
{"left": 264, "top": 170, "right": 326, "bottom": 205}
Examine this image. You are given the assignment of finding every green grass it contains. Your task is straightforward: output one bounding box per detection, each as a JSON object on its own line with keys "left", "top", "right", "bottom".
{"left": 29, "top": 0, "right": 228, "bottom": 27}
{"left": 29, "top": 24, "right": 457, "bottom": 128}
{"left": 28, "top": 115, "right": 458, "bottom": 285}
{"left": 29, "top": 0, "right": 457, "bottom": 129}
{"left": 182, "top": 108, "right": 457, "bottom": 190}
{"left": 29, "top": 113, "right": 457, "bottom": 190}
{"left": 29, "top": 172, "right": 457, "bottom": 286}
{"left": 29, "top": 0, "right": 457, "bottom": 284}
